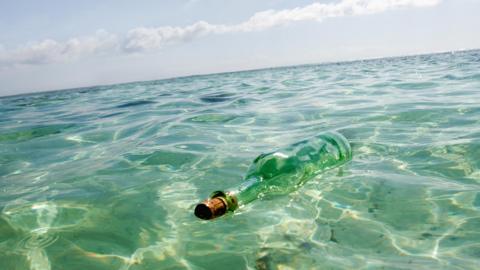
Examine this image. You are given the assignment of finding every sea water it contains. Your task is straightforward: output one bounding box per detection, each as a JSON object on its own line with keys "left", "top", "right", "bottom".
{"left": 1, "top": 50, "right": 479, "bottom": 269}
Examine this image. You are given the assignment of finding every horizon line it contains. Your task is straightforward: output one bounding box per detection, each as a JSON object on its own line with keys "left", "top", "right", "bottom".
{"left": 1, "top": 47, "right": 478, "bottom": 99}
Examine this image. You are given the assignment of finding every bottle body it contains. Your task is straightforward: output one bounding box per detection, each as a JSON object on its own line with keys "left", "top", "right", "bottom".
{"left": 194, "top": 131, "right": 352, "bottom": 220}
{"left": 230, "top": 131, "right": 351, "bottom": 206}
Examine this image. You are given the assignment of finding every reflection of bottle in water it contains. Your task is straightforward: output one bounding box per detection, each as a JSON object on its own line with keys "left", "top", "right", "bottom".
{"left": 195, "top": 131, "right": 352, "bottom": 220}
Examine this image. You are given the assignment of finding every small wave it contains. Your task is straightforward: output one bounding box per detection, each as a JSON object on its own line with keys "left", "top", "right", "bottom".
{"left": 0, "top": 124, "right": 75, "bottom": 142}
{"left": 116, "top": 100, "right": 156, "bottom": 108}
{"left": 99, "top": 112, "right": 125, "bottom": 119}
{"left": 442, "top": 73, "right": 480, "bottom": 81}
{"left": 199, "top": 92, "right": 235, "bottom": 103}
{"left": 393, "top": 81, "right": 439, "bottom": 90}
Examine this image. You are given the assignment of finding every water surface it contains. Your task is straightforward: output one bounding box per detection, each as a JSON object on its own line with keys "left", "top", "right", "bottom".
{"left": 1, "top": 50, "right": 480, "bottom": 269}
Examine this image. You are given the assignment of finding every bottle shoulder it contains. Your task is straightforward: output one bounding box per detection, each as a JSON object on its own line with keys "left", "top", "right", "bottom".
{"left": 247, "top": 150, "right": 298, "bottom": 179}
{"left": 246, "top": 132, "right": 351, "bottom": 177}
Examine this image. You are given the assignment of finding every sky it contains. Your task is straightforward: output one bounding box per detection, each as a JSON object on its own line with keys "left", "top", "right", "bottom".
{"left": 0, "top": 0, "right": 479, "bottom": 96}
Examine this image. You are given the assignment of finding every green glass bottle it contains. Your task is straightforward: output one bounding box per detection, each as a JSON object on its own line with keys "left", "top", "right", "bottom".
{"left": 194, "top": 131, "right": 352, "bottom": 220}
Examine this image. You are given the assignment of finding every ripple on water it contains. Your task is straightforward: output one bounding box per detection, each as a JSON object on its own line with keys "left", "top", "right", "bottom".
{"left": 187, "top": 113, "right": 237, "bottom": 123}
{"left": 124, "top": 150, "right": 199, "bottom": 170}
{"left": 17, "top": 233, "right": 59, "bottom": 251}
{"left": 0, "top": 124, "right": 76, "bottom": 143}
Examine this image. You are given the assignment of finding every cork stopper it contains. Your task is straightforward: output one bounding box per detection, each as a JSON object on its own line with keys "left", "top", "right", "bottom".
{"left": 194, "top": 197, "right": 227, "bottom": 220}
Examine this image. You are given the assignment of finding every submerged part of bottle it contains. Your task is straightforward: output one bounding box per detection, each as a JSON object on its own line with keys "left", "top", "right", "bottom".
{"left": 194, "top": 131, "right": 352, "bottom": 220}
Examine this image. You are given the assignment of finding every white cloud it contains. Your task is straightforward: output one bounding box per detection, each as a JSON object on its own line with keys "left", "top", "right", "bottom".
{"left": 123, "top": 21, "right": 225, "bottom": 52}
{"left": 0, "top": 30, "right": 118, "bottom": 67}
{"left": 124, "top": 0, "right": 441, "bottom": 51}
{"left": 1, "top": 0, "right": 441, "bottom": 67}
{"left": 235, "top": 0, "right": 441, "bottom": 31}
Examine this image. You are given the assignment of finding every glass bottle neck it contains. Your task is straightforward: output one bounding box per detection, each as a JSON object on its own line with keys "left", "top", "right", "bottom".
{"left": 227, "top": 176, "right": 263, "bottom": 206}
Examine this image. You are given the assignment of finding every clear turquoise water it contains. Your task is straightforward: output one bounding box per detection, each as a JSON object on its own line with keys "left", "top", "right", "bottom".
{"left": 1, "top": 50, "right": 480, "bottom": 270}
